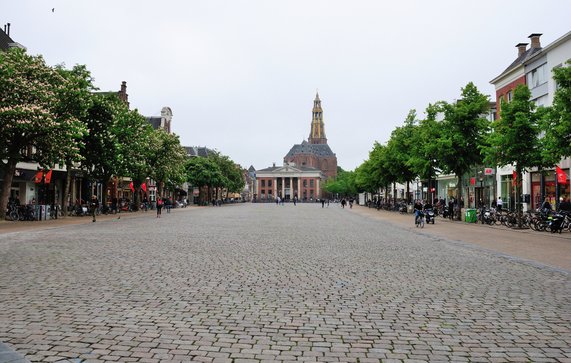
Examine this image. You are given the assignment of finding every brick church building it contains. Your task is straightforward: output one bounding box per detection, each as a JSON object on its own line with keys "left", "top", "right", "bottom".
{"left": 284, "top": 92, "right": 337, "bottom": 179}
{"left": 254, "top": 93, "right": 337, "bottom": 201}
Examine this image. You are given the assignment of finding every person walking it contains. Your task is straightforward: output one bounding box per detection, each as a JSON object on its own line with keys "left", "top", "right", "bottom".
{"left": 156, "top": 197, "right": 163, "bottom": 218}
{"left": 165, "top": 197, "right": 172, "bottom": 213}
{"left": 496, "top": 196, "right": 503, "bottom": 212}
{"left": 90, "top": 195, "right": 99, "bottom": 222}
{"left": 321, "top": 199, "right": 325, "bottom": 208}
{"left": 341, "top": 198, "right": 346, "bottom": 208}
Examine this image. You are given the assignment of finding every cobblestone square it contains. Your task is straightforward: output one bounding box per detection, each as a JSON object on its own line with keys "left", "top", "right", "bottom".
{"left": 1, "top": 204, "right": 570, "bottom": 362}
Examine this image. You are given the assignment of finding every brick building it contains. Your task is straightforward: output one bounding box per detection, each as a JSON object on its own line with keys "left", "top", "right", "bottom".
{"left": 284, "top": 93, "right": 337, "bottom": 180}
{"left": 255, "top": 163, "right": 324, "bottom": 201}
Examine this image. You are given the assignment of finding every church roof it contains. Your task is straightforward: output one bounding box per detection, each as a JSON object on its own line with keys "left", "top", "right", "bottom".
{"left": 284, "top": 140, "right": 335, "bottom": 158}
{"left": 146, "top": 116, "right": 162, "bottom": 130}
{"left": 256, "top": 165, "right": 322, "bottom": 173}
{"left": 183, "top": 146, "right": 214, "bottom": 157}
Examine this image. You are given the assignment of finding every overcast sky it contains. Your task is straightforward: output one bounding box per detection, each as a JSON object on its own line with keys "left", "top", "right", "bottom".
{"left": 2, "top": 1, "right": 571, "bottom": 171}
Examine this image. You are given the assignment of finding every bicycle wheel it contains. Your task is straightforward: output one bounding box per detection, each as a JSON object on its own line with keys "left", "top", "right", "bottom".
{"left": 420, "top": 218, "right": 425, "bottom": 228}
{"left": 9, "top": 210, "right": 18, "bottom": 221}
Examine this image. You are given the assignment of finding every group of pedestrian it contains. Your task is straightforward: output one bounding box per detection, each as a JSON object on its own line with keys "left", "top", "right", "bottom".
{"left": 156, "top": 197, "right": 173, "bottom": 217}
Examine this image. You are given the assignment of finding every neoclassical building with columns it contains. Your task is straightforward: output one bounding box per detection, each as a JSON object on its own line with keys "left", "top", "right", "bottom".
{"left": 255, "top": 163, "right": 323, "bottom": 201}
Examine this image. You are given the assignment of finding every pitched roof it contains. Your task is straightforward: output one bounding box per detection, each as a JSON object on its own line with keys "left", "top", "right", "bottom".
{"left": 256, "top": 165, "right": 322, "bottom": 173}
{"left": 183, "top": 146, "right": 214, "bottom": 157}
{"left": 146, "top": 116, "right": 162, "bottom": 130}
{"left": 491, "top": 43, "right": 543, "bottom": 84}
{"left": 0, "top": 28, "right": 15, "bottom": 51}
{"left": 284, "top": 140, "right": 336, "bottom": 159}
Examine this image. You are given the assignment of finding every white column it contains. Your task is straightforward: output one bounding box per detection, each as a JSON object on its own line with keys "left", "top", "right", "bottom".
{"left": 290, "top": 177, "right": 293, "bottom": 198}
{"left": 317, "top": 178, "right": 320, "bottom": 199}
{"left": 274, "top": 178, "right": 277, "bottom": 198}
{"left": 257, "top": 179, "right": 260, "bottom": 198}
{"left": 297, "top": 178, "right": 301, "bottom": 198}
{"left": 281, "top": 177, "right": 285, "bottom": 198}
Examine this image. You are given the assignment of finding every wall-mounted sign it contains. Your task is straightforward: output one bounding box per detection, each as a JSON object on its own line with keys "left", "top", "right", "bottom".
{"left": 484, "top": 168, "right": 495, "bottom": 175}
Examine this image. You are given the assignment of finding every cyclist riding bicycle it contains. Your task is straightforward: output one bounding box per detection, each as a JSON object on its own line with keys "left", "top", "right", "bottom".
{"left": 414, "top": 200, "right": 423, "bottom": 224}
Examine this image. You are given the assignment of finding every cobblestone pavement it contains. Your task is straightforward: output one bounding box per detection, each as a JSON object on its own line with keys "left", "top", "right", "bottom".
{"left": 1, "top": 204, "right": 570, "bottom": 362}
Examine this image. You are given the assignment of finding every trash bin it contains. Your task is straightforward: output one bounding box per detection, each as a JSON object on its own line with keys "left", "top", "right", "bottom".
{"left": 465, "top": 208, "right": 477, "bottom": 223}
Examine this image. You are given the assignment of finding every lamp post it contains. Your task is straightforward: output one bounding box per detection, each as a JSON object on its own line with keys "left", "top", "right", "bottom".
{"left": 415, "top": 177, "right": 420, "bottom": 201}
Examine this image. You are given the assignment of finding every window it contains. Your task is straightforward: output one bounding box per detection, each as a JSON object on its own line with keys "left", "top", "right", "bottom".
{"left": 526, "top": 63, "right": 547, "bottom": 89}
{"left": 506, "top": 91, "right": 513, "bottom": 102}
{"left": 310, "top": 179, "right": 314, "bottom": 187}
{"left": 303, "top": 180, "right": 307, "bottom": 187}
{"left": 261, "top": 180, "right": 266, "bottom": 188}
{"left": 268, "top": 180, "right": 272, "bottom": 187}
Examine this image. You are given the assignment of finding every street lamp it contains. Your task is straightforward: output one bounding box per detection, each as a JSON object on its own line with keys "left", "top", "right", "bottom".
{"left": 415, "top": 177, "right": 420, "bottom": 201}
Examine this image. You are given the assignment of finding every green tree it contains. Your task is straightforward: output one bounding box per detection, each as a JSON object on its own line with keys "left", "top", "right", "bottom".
{"left": 114, "top": 106, "right": 154, "bottom": 209}
{"left": 54, "top": 64, "right": 95, "bottom": 215}
{"left": 147, "top": 129, "right": 187, "bottom": 197}
{"left": 542, "top": 60, "right": 571, "bottom": 162}
{"left": 186, "top": 156, "right": 224, "bottom": 204}
{"left": 208, "top": 152, "right": 244, "bottom": 200}
{"left": 385, "top": 110, "right": 419, "bottom": 203}
{"left": 408, "top": 104, "right": 445, "bottom": 203}
{"left": 440, "top": 82, "right": 490, "bottom": 219}
{"left": 80, "top": 94, "right": 123, "bottom": 208}
{"left": 483, "top": 85, "right": 544, "bottom": 226}
{"left": 324, "top": 170, "right": 356, "bottom": 197}
{"left": 0, "top": 48, "right": 86, "bottom": 219}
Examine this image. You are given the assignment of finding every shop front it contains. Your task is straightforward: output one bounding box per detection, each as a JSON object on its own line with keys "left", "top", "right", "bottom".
{"left": 530, "top": 169, "right": 570, "bottom": 210}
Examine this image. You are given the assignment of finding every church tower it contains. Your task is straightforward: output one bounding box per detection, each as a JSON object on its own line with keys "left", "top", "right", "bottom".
{"left": 309, "top": 92, "right": 327, "bottom": 144}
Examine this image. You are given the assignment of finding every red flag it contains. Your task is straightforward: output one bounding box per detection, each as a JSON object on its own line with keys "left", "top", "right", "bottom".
{"left": 129, "top": 181, "right": 134, "bottom": 192}
{"left": 470, "top": 177, "right": 476, "bottom": 185}
{"left": 556, "top": 166, "right": 567, "bottom": 184}
{"left": 34, "top": 171, "right": 43, "bottom": 183}
{"left": 512, "top": 171, "right": 517, "bottom": 186}
{"left": 44, "top": 170, "right": 53, "bottom": 184}
{"left": 141, "top": 183, "right": 147, "bottom": 192}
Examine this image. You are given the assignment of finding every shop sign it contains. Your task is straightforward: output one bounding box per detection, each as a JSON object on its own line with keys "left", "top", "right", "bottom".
{"left": 484, "top": 168, "right": 494, "bottom": 175}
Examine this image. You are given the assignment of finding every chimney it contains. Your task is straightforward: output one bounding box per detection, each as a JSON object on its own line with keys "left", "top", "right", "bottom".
{"left": 6, "top": 23, "right": 10, "bottom": 36}
{"left": 516, "top": 43, "right": 528, "bottom": 57}
{"left": 528, "top": 33, "right": 542, "bottom": 49}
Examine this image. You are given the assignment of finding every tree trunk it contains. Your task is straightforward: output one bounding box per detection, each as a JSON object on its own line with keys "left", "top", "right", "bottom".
{"left": 0, "top": 159, "right": 18, "bottom": 220}
{"left": 516, "top": 168, "right": 523, "bottom": 228}
{"left": 62, "top": 162, "right": 72, "bottom": 217}
{"left": 456, "top": 174, "right": 463, "bottom": 221}
{"left": 406, "top": 182, "right": 410, "bottom": 204}
{"left": 132, "top": 180, "right": 141, "bottom": 211}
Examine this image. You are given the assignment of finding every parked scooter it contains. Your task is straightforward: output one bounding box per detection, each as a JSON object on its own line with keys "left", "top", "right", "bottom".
{"left": 482, "top": 208, "right": 496, "bottom": 225}
{"left": 547, "top": 212, "right": 566, "bottom": 233}
{"left": 424, "top": 208, "right": 435, "bottom": 224}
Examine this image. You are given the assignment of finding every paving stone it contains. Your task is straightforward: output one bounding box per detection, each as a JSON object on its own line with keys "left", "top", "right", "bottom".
{"left": 0, "top": 205, "right": 569, "bottom": 362}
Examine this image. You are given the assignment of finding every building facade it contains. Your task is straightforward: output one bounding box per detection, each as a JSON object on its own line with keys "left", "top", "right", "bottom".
{"left": 255, "top": 164, "right": 324, "bottom": 201}
{"left": 491, "top": 32, "right": 571, "bottom": 211}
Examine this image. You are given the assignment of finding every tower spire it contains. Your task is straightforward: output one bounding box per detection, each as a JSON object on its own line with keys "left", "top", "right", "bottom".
{"left": 309, "top": 92, "right": 327, "bottom": 144}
